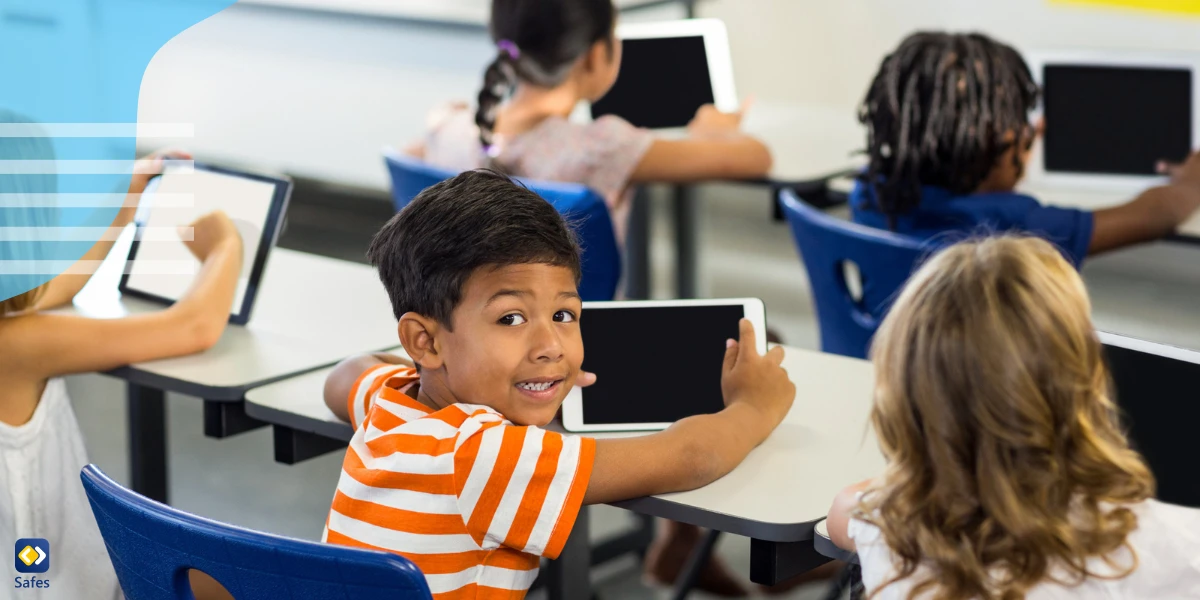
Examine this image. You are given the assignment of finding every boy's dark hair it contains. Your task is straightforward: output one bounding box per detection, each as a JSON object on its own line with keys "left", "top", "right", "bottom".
{"left": 367, "top": 169, "right": 582, "bottom": 327}
{"left": 476, "top": 0, "right": 616, "bottom": 150}
{"left": 859, "top": 32, "right": 1039, "bottom": 226}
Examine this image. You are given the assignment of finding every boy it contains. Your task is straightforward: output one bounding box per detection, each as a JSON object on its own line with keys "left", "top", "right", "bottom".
{"left": 853, "top": 31, "right": 1200, "bottom": 266}
{"left": 321, "top": 170, "right": 794, "bottom": 598}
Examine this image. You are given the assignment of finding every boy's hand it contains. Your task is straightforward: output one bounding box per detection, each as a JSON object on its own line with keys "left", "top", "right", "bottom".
{"left": 720, "top": 319, "right": 794, "bottom": 432}
{"left": 1156, "top": 150, "right": 1200, "bottom": 187}
{"left": 1156, "top": 150, "right": 1200, "bottom": 222}
{"left": 180, "top": 210, "right": 243, "bottom": 262}
{"left": 576, "top": 371, "right": 597, "bottom": 387}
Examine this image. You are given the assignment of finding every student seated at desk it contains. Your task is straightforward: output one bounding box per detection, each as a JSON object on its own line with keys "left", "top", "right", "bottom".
{"left": 409, "top": 0, "right": 771, "bottom": 248}
{"left": 826, "top": 236, "right": 1200, "bottom": 599}
{"left": 0, "top": 127, "right": 243, "bottom": 598}
{"left": 321, "top": 170, "right": 794, "bottom": 599}
{"left": 852, "top": 32, "right": 1200, "bottom": 266}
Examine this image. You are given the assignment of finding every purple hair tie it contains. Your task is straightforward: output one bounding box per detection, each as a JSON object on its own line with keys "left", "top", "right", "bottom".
{"left": 497, "top": 39, "right": 520, "bottom": 60}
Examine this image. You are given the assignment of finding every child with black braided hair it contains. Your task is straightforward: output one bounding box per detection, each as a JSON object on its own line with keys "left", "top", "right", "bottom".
{"left": 410, "top": 0, "right": 771, "bottom": 253}
{"left": 851, "top": 32, "right": 1200, "bottom": 266}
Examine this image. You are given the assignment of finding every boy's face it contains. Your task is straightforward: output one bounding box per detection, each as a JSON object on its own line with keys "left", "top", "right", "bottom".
{"left": 436, "top": 263, "right": 583, "bottom": 426}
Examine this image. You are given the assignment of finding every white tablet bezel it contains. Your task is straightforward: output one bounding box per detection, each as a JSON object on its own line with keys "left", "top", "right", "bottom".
{"left": 561, "top": 297, "right": 766, "bottom": 433}
{"left": 1024, "top": 49, "right": 1199, "bottom": 191}
{"left": 611, "top": 18, "right": 740, "bottom": 115}
{"left": 118, "top": 162, "right": 292, "bottom": 326}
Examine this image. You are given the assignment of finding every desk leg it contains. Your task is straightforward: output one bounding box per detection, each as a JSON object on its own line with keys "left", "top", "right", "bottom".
{"left": 624, "top": 187, "right": 653, "bottom": 300}
{"left": 673, "top": 184, "right": 698, "bottom": 299}
{"left": 545, "top": 505, "right": 591, "bottom": 600}
{"left": 127, "top": 384, "right": 168, "bottom": 504}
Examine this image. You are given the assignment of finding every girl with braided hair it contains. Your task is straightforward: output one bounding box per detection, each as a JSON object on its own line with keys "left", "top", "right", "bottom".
{"left": 852, "top": 32, "right": 1200, "bottom": 266}
{"left": 411, "top": 0, "right": 771, "bottom": 251}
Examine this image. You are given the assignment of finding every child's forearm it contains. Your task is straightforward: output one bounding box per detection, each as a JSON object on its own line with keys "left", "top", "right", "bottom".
{"left": 584, "top": 402, "right": 775, "bottom": 505}
{"left": 168, "top": 239, "right": 242, "bottom": 349}
{"left": 1089, "top": 185, "right": 1198, "bottom": 254}
{"left": 668, "top": 403, "right": 775, "bottom": 486}
{"left": 35, "top": 207, "right": 138, "bottom": 311}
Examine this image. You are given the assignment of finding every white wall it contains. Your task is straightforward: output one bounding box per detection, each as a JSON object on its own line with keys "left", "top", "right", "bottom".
{"left": 702, "top": 0, "right": 1200, "bottom": 109}
{"left": 137, "top": 0, "right": 1200, "bottom": 189}
{"left": 137, "top": 2, "right": 682, "bottom": 189}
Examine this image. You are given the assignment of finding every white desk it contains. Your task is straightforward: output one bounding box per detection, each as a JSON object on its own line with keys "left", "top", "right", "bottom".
{"left": 744, "top": 102, "right": 866, "bottom": 185}
{"left": 244, "top": 345, "right": 882, "bottom": 592}
{"left": 62, "top": 227, "right": 398, "bottom": 502}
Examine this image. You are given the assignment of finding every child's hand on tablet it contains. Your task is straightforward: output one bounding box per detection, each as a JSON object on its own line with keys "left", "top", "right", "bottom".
{"left": 687, "top": 98, "right": 753, "bottom": 138}
{"left": 119, "top": 149, "right": 193, "bottom": 228}
{"left": 720, "top": 318, "right": 794, "bottom": 433}
{"left": 180, "top": 211, "right": 243, "bottom": 262}
{"left": 129, "top": 149, "right": 192, "bottom": 195}
{"left": 575, "top": 370, "right": 597, "bottom": 388}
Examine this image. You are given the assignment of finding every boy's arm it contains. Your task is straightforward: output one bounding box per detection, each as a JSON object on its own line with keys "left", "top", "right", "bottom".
{"left": 1090, "top": 185, "right": 1200, "bottom": 254}
{"left": 323, "top": 352, "right": 413, "bottom": 422}
{"left": 584, "top": 403, "right": 776, "bottom": 504}
{"left": 1090, "top": 150, "right": 1200, "bottom": 255}
{"left": 582, "top": 320, "right": 795, "bottom": 504}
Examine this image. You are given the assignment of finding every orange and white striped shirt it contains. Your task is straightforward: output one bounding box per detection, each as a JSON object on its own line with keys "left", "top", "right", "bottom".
{"left": 324, "top": 364, "right": 596, "bottom": 599}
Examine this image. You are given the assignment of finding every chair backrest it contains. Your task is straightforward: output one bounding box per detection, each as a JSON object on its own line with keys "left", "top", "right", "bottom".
{"left": 383, "top": 150, "right": 621, "bottom": 301}
{"left": 80, "top": 465, "right": 433, "bottom": 600}
{"left": 779, "top": 188, "right": 931, "bottom": 359}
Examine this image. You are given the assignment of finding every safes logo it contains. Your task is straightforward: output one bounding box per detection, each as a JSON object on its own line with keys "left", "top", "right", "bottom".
{"left": 13, "top": 540, "right": 48, "bottom": 574}
{"left": 13, "top": 539, "right": 50, "bottom": 590}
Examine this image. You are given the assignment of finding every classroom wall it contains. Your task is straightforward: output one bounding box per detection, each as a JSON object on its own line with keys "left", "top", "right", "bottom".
{"left": 136, "top": 3, "right": 681, "bottom": 190}
{"left": 702, "top": 0, "right": 1200, "bottom": 111}
{"left": 137, "top": 0, "right": 1200, "bottom": 189}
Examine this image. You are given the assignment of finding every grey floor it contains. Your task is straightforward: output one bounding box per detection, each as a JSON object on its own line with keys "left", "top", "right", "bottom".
{"left": 67, "top": 181, "right": 1200, "bottom": 599}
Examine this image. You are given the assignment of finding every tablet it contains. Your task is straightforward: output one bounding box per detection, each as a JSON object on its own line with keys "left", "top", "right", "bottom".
{"left": 590, "top": 19, "right": 738, "bottom": 130}
{"left": 119, "top": 162, "right": 292, "bottom": 325}
{"left": 561, "top": 298, "right": 767, "bottom": 433}
{"left": 1100, "top": 332, "right": 1200, "bottom": 507}
{"left": 1026, "top": 50, "right": 1198, "bottom": 188}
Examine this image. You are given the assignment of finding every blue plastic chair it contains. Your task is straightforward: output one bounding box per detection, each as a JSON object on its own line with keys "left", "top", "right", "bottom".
{"left": 80, "top": 465, "right": 433, "bottom": 600}
{"left": 383, "top": 149, "right": 621, "bottom": 301}
{"left": 779, "top": 188, "right": 931, "bottom": 359}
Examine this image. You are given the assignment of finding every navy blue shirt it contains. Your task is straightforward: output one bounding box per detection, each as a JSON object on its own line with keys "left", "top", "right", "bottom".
{"left": 849, "top": 181, "right": 1095, "bottom": 267}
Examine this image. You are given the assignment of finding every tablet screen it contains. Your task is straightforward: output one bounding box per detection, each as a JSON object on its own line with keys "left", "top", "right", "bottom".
{"left": 123, "top": 165, "right": 278, "bottom": 313}
{"left": 579, "top": 304, "right": 742, "bottom": 424}
{"left": 591, "top": 36, "right": 715, "bottom": 129}
{"left": 1043, "top": 65, "right": 1192, "bottom": 175}
{"left": 1104, "top": 343, "right": 1200, "bottom": 507}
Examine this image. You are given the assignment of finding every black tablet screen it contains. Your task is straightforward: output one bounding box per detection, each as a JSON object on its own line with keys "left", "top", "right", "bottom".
{"left": 591, "top": 36, "right": 715, "bottom": 129}
{"left": 1104, "top": 342, "right": 1200, "bottom": 507}
{"left": 580, "top": 304, "right": 744, "bottom": 425}
{"left": 1043, "top": 65, "right": 1191, "bottom": 175}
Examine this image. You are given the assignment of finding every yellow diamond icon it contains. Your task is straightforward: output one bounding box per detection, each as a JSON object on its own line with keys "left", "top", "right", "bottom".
{"left": 17, "top": 545, "right": 36, "bottom": 567}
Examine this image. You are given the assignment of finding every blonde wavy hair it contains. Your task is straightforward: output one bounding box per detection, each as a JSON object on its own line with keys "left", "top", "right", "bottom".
{"left": 859, "top": 236, "right": 1154, "bottom": 600}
